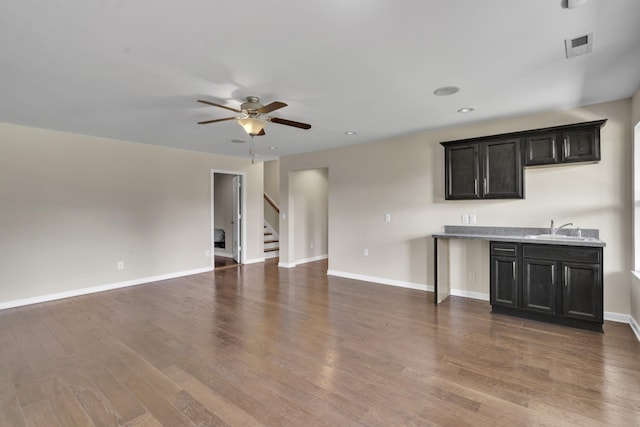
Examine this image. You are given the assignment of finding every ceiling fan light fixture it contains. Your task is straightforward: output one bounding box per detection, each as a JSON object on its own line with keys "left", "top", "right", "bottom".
{"left": 237, "top": 117, "right": 267, "bottom": 135}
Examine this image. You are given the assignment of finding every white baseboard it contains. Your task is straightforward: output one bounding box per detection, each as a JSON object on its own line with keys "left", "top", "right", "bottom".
{"left": 630, "top": 315, "right": 640, "bottom": 342}
{"left": 278, "top": 262, "right": 296, "bottom": 268}
{"left": 603, "top": 311, "right": 629, "bottom": 323}
{"left": 295, "top": 254, "right": 328, "bottom": 265}
{"left": 327, "top": 270, "right": 431, "bottom": 292}
{"left": 277, "top": 254, "right": 327, "bottom": 269}
{"left": 450, "top": 289, "right": 490, "bottom": 301}
{"left": 244, "top": 257, "right": 265, "bottom": 265}
{"left": 0, "top": 266, "right": 213, "bottom": 311}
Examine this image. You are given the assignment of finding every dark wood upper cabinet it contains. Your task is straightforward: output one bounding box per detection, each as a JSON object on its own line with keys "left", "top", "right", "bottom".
{"left": 445, "top": 143, "right": 480, "bottom": 199}
{"left": 562, "top": 127, "right": 601, "bottom": 163}
{"left": 523, "top": 133, "right": 559, "bottom": 165}
{"left": 444, "top": 138, "right": 523, "bottom": 200}
{"left": 442, "top": 119, "right": 606, "bottom": 200}
{"left": 523, "top": 120, "right": 605, "bottom": 166}
{"left": 483, "top": 138, "right": 523, "bottom": 198}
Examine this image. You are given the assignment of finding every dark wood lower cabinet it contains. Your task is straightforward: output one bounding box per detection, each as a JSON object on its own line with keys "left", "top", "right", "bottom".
{"left": 491, "top": 256, "right": 518, "bottom": 308}
{"left": 562, "top": 262, "right": 602, "bottom": 322}
{"left": 490, "top": 242, "right": 603, "bottom": 332}
{"left": 522, "top": 258, "right": 558, "bottom": 314}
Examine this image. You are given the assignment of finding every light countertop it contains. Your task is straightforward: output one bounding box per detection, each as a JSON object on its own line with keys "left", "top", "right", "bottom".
{"left": 432, "top": 225, "right": 605, "bottom": 248}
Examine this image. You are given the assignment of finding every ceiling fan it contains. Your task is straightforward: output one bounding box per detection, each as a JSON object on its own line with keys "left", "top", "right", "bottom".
{"left": 197, "top": 96, "right": 312, "bottom": 136}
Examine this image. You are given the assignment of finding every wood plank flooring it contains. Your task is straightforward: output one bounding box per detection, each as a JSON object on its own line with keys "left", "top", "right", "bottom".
{"left": 214, "top": 256, "right": 238, "bottom": 270}
{"left": 1, "top": 259, "right": 639, "bottom": 426}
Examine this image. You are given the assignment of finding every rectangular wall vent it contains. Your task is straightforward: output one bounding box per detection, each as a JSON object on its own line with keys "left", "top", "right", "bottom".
{"left": 565, "top": 32, "right": 593, "bottom": 58}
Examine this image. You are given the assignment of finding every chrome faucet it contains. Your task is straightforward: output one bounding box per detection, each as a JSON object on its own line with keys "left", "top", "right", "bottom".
{"left": 550, "top": 219, "right": 573, "bottom": 236}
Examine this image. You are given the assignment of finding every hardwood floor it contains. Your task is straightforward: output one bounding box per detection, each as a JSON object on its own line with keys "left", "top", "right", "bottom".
{"left": 214, "top": 256, "right": 238, "bottom": 270}
{"left": 1, "top": 259, "right": 639, "bottom": 426}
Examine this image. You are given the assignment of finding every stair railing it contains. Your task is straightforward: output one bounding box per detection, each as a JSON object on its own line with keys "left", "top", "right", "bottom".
{"left": 264, "top": 192, "right": 280, "bottom": 235}
{"left": 264, "top": 192, "right": 280, "bottom": 214}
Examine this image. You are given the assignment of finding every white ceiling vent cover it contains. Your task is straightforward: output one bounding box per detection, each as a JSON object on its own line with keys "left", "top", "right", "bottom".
{"left": 565, "top": 32, "right": 593, "bottom": 58}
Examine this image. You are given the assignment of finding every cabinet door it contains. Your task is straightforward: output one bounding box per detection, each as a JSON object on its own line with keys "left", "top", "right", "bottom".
{"left": 482, "top": 139, "right": 524, "bottom": 199}
{"left": 562, "top": 128, "right": 600, "bottom": 162}
{"left": 522, "top": 258, "right": 558, "bottom": 314}
{"left": 562, "top": 262, "right": 602, "bottom": 322}
{"left": 445, "top": 143, "right": 480, "bottom": 199}
{"left": 524, "top": 133, "right": 559, "bottom": 166}
{"left": 490, "top": 256, "right": 519, "bottom": 308}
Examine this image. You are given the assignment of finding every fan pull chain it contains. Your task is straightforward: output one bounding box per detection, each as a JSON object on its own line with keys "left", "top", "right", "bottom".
{"left": 250, "top": 134, "right": 255, "bottom": 164}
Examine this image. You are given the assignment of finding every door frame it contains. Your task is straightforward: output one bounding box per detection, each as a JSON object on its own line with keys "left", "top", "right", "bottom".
{"left": 211, "top": 169, "right": 246, "bottom": 266}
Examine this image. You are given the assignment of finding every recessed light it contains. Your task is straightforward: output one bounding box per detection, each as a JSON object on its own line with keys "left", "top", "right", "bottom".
{"left": 458, "top": 107, "right": 475, "bottom": 113}
{"left": 269, "top": 146, "right": 278, "bottom": 150}
{"left": 433, "top": 86, "right": 460, "bottom": 96}
{"left": 345, "top": 131, "right": 357, "bottom": 135}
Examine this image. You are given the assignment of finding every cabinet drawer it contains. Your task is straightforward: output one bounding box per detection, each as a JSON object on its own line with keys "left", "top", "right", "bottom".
{"left": 491, "top": 242, "right": 519, "bottom": 256}
{"left": 523, "top": 244, "right": 600, "bottom": 263}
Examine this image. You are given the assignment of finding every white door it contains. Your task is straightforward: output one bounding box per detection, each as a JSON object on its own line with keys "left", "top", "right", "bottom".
{"left": 232, "top": 175, "right": 242, "bottom": 263}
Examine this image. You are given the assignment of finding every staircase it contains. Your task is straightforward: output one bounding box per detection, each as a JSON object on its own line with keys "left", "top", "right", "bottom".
{"left": 264, "top": 222, "right": 279, "bottom": 259}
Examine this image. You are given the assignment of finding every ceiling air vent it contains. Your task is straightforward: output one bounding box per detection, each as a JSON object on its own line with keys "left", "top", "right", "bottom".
{"left": 565, "top": 32, "right": 593, "bottom": 58}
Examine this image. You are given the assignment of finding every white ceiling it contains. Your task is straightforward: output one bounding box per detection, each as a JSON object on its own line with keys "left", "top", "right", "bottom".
{"left": 1, "top": 1, "right": 639, "bottom": 159}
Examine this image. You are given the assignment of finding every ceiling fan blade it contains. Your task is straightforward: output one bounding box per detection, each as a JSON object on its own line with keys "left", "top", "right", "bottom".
{"left": 197, "top": 100, "right": 242, "bottom": 113}
{"left": 257, "top": 101, "right": 287, "bottom": 114}
{"left": 197, "top": 117, "right": 238, "bottom": 125}
{"left": 270, "top": 117, "right": 312, "bottom": 130}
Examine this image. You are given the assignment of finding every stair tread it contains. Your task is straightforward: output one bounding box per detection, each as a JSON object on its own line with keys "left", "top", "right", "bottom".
{"left": 264, "top": 239, "right": 279, "bottom": 244}
{"left": 264, "top": 247, "right": 280, "bottom": 252}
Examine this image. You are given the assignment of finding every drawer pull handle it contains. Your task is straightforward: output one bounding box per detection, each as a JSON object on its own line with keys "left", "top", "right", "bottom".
{"left": 494, "top": 248, "right": 515, "bottom": 253}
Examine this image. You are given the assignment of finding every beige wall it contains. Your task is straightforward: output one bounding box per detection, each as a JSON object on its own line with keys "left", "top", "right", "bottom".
{"left": 291, "top": 168, "right": 328, "bottom": 262}
{"left": 280, "top": 99, "right": 633, "bottom": 316}
{"left": 0, "top": 123, "right": 263, "bottom": 306}
{"left": 631, "top": 87, "right": 640, "bottom": 332}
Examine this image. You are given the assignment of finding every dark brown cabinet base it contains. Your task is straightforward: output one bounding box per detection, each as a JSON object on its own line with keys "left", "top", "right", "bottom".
{"left": 490, "top": 242, "right": 603, "bottom": 332}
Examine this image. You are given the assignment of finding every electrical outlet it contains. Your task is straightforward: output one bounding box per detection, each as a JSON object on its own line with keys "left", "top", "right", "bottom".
{"left": 117, "top": 261, "right": 124, "bottom": 270}
{"left": 469, "top": 214, "right": 477, "bottom": 224}
{"left": 384, "top": 213, "right": 391, "bottom": 223}
{"left": 205, "top": 249, "right": 211, "bottom": 258}
{"left": 462, "top": 214, "right": 469, "bottom": 224}
{"left": 363, "top": 248, "right": 369, "bottom": 256}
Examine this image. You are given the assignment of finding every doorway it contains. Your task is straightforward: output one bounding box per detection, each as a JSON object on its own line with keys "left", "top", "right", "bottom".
{"left": 212, "top": 171, "right": 245, "bottom": 270}
{"left": 290, "top": 168, "right": 329, "bottom": 264}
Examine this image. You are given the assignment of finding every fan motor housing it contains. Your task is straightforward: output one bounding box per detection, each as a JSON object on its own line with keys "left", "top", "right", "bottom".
{"left": 241, "top": 96, "right": 263, "bottom": 112}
